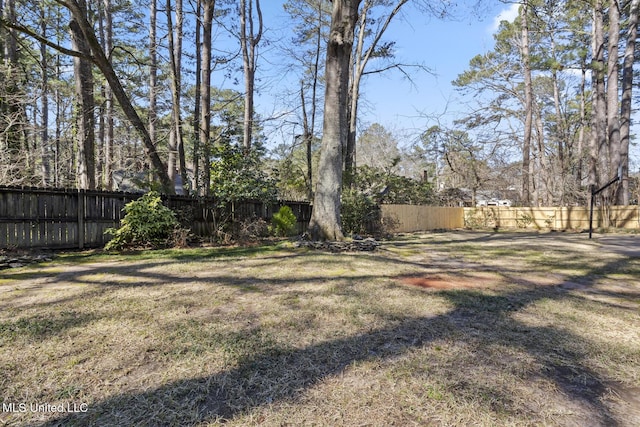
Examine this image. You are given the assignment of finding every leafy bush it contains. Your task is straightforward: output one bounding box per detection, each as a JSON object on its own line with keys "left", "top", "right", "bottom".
{"left": 210, "top": 144, "right": 278, "bottom": 203}
{"left": 353, "top": 165, "right": 435, "bottom": 205}
{"left": 105, "top": 192, "right": 180, "bottom": 250}
{"left": 209, "top": 144, "right": 279, "bottom": 242}
{"left": 341, "top": 188, "right": 380, "bottom": 235}
{"left": 270, "top": 205, "right": 297, "bottom": 237}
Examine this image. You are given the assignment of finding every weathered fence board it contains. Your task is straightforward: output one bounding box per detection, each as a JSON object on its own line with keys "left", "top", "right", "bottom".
{"left": 0, "top": 186, "right": 311, "bottom": 249}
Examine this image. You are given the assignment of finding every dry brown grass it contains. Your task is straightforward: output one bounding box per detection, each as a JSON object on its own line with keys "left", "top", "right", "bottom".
{"left": 1, "top": 231, "right": 639, "bottom": 426}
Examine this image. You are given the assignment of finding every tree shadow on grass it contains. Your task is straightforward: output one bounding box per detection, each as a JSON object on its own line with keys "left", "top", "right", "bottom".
{"left": 0, "top": 250, "right": 318, "bottom": 312}
{"left": 31, "top": 255, "right": 638, "bottom": 427}
{"left": 0, "top": 311, "right": 98, "bottom": 342}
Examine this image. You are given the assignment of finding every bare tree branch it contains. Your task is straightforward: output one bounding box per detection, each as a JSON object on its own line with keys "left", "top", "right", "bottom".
{"left": 0, "top": 18, "right": 87, "bottom": 60}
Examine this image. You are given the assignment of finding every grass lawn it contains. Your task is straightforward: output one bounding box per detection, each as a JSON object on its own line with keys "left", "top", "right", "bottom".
{"left": 1, "top": 231, "right": 639, "bottom": 426}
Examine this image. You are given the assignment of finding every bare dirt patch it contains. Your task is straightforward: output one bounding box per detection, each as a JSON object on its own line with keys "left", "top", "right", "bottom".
{"left": 398, "top": 272, "right": 498, "bottom": 290}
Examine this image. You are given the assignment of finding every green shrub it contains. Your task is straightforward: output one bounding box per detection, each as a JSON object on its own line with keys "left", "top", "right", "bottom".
{"left": 341, "top": 188, "right": 380, "bottom": 235}
{"left": 210, "top": 144, "right": 278, "bottom": 203}
{"left": 270, "top": 205, "right": 297, "bottom": 237}
{"left": 105, "top": 192, "right": 180, "bottom": 250}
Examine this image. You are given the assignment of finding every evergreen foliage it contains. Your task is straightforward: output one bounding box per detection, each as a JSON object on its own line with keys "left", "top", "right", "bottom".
{"left": 210, "top": 144, "right": 278, "bottom": 203}
{"left": 353, "top": 165, "right": 435, "bottom": 205}
{"left": 340, "top": 187, "right": 380, "bottom": 235}
{"left": 105, "top": 192, "right": 179, "bottom": 250}
{"left": 270, "top": 205, "right": 298, "bottom": 236}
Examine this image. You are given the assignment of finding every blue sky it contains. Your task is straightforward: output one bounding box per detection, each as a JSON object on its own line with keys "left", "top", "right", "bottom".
{"left": 249, "top": 1, "right": 520, "bottom": 147}
{"left": 356, "top": 2, "right": 520, "bottom": 136}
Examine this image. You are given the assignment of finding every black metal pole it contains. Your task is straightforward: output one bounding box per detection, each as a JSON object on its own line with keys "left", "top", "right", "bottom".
{"left": 589, "top": 185, "right": 595, "bottom": 239}
{"left": 588, "top": 175, "right": 620, "bottom": 239}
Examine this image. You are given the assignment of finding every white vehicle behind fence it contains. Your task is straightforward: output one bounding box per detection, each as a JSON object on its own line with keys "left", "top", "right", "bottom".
{"left": 476, "top": 199, "right": 512, "bottom": 207}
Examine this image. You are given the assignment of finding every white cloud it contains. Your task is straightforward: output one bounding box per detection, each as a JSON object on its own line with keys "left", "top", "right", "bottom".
{"left": 489, "top": 3, "right": 520, "bottom": 34}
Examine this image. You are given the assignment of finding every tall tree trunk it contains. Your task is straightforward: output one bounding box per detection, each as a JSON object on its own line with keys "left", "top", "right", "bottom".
{"left": 577, "top": 57, "right": 588, "bottom": 198}
{"left": 97, "top": 4, "right": 105, "bottom": 188}
{"left": 550, "top": 31, "right": 567, "bottom": 205}
{"left": 551, "top": 68, "right": 565, "bottom": 205}
{"left": 102, "top": 0, "right": 113, "bottom": 190}
{"left": 240, "top": 0, "right": 262, "bottom": 152}
{"left": 345, "top": 0, "right": 407, "bottom": 187}
{"left": 166, "top": 0, "right": 175, "bottom": 185}
{"left": 520, "top": 1, "right": 533, "bottom": 206}
{"left": 166, "top": 0, "right": 186, "bottom": 190}
{"left": 309, "top": 0, "right": 362, "bottom": 241}
{"left": 590, "top": 0, "right": 607, "bottom": 197}
{"left": 54, "top": 47, "right": 62, "bottom": 187}
{"left": 69, "top": 2, "right": 96, "bottom": 190}
{"left": 175, "top": 0, "right": 187, "bottom": 188}
{"left": 149, "top": 0, "right": 158, "bottom": 190}
{"left": 39, "top": 6, "right": 50, "bottom": 186}
{"left": 300, "top": 0, "right": 324, "bottom": 201}
{"left": 199, "top": 0, "right": 215, "bottom": 195}
{"left": 607, "top": 0, "right": 621, "bottom": 202}
{"left": 344, "top": 0, "right": 370, "bottom": 187}
{"left": 619, "top": 0, "right": 639, "bottom": 205}
{"left": 60, "top": 0, "right": 173, "bottom": 193}
{"left": 534, "top": 106, "right": 552, "bottom": 205}
{"left": 309, "top": 0, "right": 323, "bottom": 200}
{"left": 2, "top": 0, "right": 23, "bottom": 166}
{"left": 193, "top": 0, "right": 202, "bottom": 193}
{"left": 2, "top": 0, "right": 17, "bottom": 63}
{"left": 300, "top": 82, "right": 313, "bottom": 199}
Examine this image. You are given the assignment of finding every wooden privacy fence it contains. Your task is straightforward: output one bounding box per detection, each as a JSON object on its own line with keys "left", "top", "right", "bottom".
{"left": 381, "top": 205, "right": 465, "bottom": 232}
{"left": 4, "top": 185, "right": 637, "bottom": 249}
{"left": 463, "top": 206, "right": 640, "bottom": 231}
{"left": 0, "top": 186, "right": 311, "bottom": 250}
{"left": 382, "top": 204, "right": 640, "bottom": 233}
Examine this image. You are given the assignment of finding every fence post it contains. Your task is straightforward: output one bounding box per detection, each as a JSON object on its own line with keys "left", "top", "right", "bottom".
{"left": 78, "top": 189, "right": 85, "bottom": 249}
